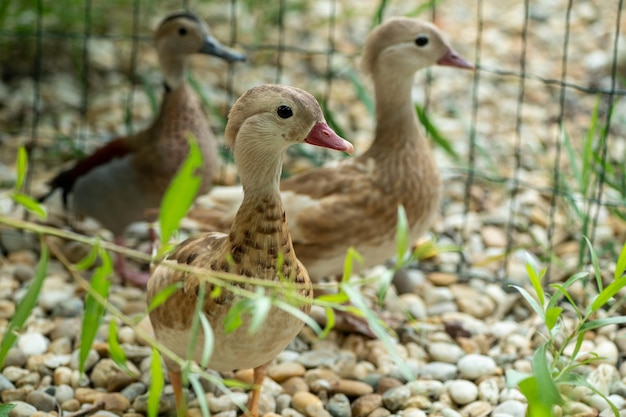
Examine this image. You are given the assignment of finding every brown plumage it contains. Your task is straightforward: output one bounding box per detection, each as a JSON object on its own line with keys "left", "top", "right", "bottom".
{"left": 39, "top": 11, "right": 245, "bottom": 285}
{"left": 147, "top": 84, "right": 353, "bottom": 417}
{"left": 190, "top": 18, "right": 473, "bottom": 282}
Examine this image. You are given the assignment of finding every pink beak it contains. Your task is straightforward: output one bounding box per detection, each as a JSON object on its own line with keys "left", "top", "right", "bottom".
{"left": 437, "top": 48, "right": 474, "bottom": 70}
{"left": 305, "top": 122, "right": 354, "bottom": 155}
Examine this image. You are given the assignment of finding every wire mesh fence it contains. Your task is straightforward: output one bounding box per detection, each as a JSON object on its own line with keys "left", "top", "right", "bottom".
{"left": 0, "top": 0, "right": 624, "bottom": 282}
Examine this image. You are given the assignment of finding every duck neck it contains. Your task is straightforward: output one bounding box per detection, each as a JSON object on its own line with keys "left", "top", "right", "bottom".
{"left": 364, "top": 68, "right": 423, "bottom": 157}
{"left": 229, "top": 143, "right": 298, "bottom": 278}
{"left": 159, "top": 54, "right": 187, "bottom": 90}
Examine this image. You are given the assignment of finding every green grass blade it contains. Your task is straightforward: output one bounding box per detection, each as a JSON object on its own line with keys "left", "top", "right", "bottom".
{"left": 406, "top": 0, "right": 445, "bottom": 17}
{"left": 348, "top": 71, "right": 375, "bottom": 116}
{"left": 371, "top": 0, "right": 388, "bottom": 28}
{"left": 189, "top": 374, "right": 210, "bottom": 417}
{"left": 159, "top": 133, "right": 204, "bottom": 246}
{"left": 545, "top": 306, "right": 563, "bottom": 331}
{"left": 249, "top": 295, "right": 271, "bottom": 334}
{"left": 510, "top": 285, "right": 546, "bottom": 320}
{"left": 15, "top": 146, "right": 27, "bottom": 190}
{"left": 12, "top": 193, "right": 47, "bottom": 219}
{"left": 198, "top": 313, "right": 214, "bottom": 368}
{"left": 223, "top": 298, "right": 249, "bottom": 334}
{"left": 108, "top": 320, "right": 130, "bottom": 374}
{"left": 318, "top": 306, "right": 335, "bottom": 339}
{"left": 148, "top": 348, "right": 164, "bottom": 417}
{"left": 525, "top": 258, "right": 545, "bottom": 306}
{"left": 415, "top": 104, "right": 460, "bottom": 162}
{"left": 0, "top": 404, "right": 17, "bottom": 417}
{"left": 342, "top": 247, "right": 363, "bottom": 283}
{"left": 580, "top": 315, "right": 626, "bottom": 332}
{"left": 584, "top": 236, "right": 603, "bottom": 291}
{"left": 147, "top": 282, "right": 183, "bottom": 312}
{"left": 79, "top": 250, "right": 112, "bottom": 374}
{"left": 75, "top": 241, "right": 101, "bottom": 271}
{"left": 0, "top": 242, "right": 48, "bottom": 367}
{"left": 274, "top": 299, "right": 322, "bottom": 335}
{"left": 395, "top": 205, "right": 409, "bottom": 268}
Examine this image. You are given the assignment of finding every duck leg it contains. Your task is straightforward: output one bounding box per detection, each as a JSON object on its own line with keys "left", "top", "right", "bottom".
{"left": 113, "top": 236, "right": 151, "bottom": 286}
{"left": 246, "top": 363, "right": 269, "bottom": 417}
{"left": 169, "top": 369, "right": 187, "bottom": 417}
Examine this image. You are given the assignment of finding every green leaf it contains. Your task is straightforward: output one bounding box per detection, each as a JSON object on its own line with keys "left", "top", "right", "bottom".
{"left": 318, "top": 306, "right": 335, "bottom": 339}
{"left": 223, "top": 298, "right": 250, "bottom": 334}
{"left": 316, "top": 292, "right": 350, "bottom": 304}
{"left": 545, "top": 306, "right": 563, "bottom": 331}
{"left": 0, "top": 243, "right": 48, "bottom": 367}
{"left": 590, "top": 275, "right": 626, "bottom": 314}
{"left": 148, "top": 348, "right": 164, "bottom": 417}
{"left": 108, "top": 320, "right": 130, "bottom": 374}
{"left": 525, "top": 258, "right": 545, "bottom": 306}
{"left": 159, "top": 133, "right": 204, "bottom": 245}
{"left": 274, "top": 299, "right": 322, "bottom": 335}
{"left": 189, "top": 374, "right": 210, "bottom": 417}
{"left": 580, "top": 315, "right": 626, "bottom": 332}
{"left": 15, "top": 146, "right": 28, "bottom": 190}
{"left": 198, "top": 314, "right": 214, "bottom": 368}
{"left": 510, "top": 285, "right": 546, "bottom": 320}
{"left": 376, "top": 269, "right": 394, "bottom": 307}
{"left": 187, "top": 282, "right": 207, "bottom": 361}
{"left": 0, "top": 404, "right": 17, "bottom": 417}
{"left": 584, "top": 236, "right": 603, "bottom": 291}
{"left": 12, "top": 193, "right": 47, "bottom": 219}
{"left": 395, "top": 205, "right": 409, "bottom": 268}
{"left": 75, "top": 241, "right": 101, "bottom": 271}
{"left": 342, "top": 247, "right": 363, "bottom": 283}
{"left": 615, "top": 242, "right": 626, "bottom": 280}
{"left": 505, "top": 369, "right": 531, "bottom": 388}
{"left": 415, "top": 104, "right": 460, "bottom": 161}
{"left": 79, "top": 250, "right": 112, "bottom": 374}
{"left": 147, "top": 282, "right": 183, "bottom": 312}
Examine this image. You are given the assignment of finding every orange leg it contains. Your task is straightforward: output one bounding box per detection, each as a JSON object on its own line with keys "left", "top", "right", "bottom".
{"left": 169, "top": 370, "right": 186, "bottom": 417}
{"left": 246, "top": 363, "right": 269, "bottom": 417}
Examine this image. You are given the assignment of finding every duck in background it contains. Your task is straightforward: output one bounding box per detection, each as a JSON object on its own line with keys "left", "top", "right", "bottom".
{"left": 190, "top": 18, "right": 473, "bottom": 315}
{"left": 147, "top": 84, "right": 353, "bottom": 417}
{"left": 39, "top": 11, "right": 245, "bottom": 285}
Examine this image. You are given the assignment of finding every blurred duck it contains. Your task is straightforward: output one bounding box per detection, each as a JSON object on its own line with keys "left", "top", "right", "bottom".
{"left": 190, "top": 17, "right": 473, "bottom": 287}
{"left": 147, "top": 84, "right": 354, "bottom": 417}
{"left": 39, "top": 11, "right": 245, "bottom": 285}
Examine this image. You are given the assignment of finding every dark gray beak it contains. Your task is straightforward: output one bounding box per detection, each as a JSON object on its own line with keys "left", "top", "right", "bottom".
{"left": 200, "top": 34, "right": 246, "bottom": 62}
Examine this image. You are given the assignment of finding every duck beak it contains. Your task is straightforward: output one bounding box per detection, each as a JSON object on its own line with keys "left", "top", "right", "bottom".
{"left": 305, "top": 122, "right": 354, "bottom": 155}
{"left": 200, "top": 34, "right": 246, "bottom": 62}
{"left": 437, "top": 48, "right": 474, "bottom": 70}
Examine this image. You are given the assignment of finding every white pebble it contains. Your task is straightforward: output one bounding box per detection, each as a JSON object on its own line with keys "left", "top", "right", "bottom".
{"left": 457, "top": 354, "right": 497, "bottom": 380}
{"left": 478, "top": 378, "right": 500, "bottom": 404}
{"left": 17, "top": 332, "right": 50, "bottom": 356}
{"left": 427, "top": 342, "right": 465, "bottom": 364}
{"left": 447, "top": 380, "right": 478, "bottom": 405}
{"left": 491, "top": 400, "right": 527, "bottom": 417}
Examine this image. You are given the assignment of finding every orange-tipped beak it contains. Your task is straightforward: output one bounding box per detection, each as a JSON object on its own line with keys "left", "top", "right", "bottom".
{"left": 305, "top": 122, "right": 354, "bottom": 155}
{"left": 437, "top": 48, "right": 474, "bottom": 70}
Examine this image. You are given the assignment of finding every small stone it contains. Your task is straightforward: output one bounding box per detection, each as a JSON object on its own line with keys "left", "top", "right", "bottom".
{"left": 447, "top": 380, "right": 478, "bottom": 405}
{"left": 451, "top": 286, "right": 496, "bottom": 318}
{"left": 17, "top": 333, "right": 49, "bottom": 356}
{"left": 51, "top": 297, "right": 84, "bottom": 318}
{"left": 50, "top": 384, "right": 73, "bottom": 403}
{"left": 132, "top": 393, "right": 173, "bottom": 413}
{"left": 427, "top": 272, "right": 458, "bottom": 286}
{"left": 207, "top": 393, "right": 247, "bottom": 413}
{"left": 48, "top": 338, "right": 72, "bottom": 355}
{"left": 269, "top": 362, "right": 307, "bottom": 383}
{"left": 403, "top": 395, "right": 432, "bottom": 410}
{"left": 0, "top": 373, "right": 16, "bottom": 391}
{"left": 3, "top": 366, "right": 29, "bottom": 382}
{"left": 477, "top": 378, "right": 500, "bottom": 404}
{"left": 13, "top": 263, "right": 36, "bottom": 281}
{"left": 457, "top": 354, "right": 497, "bottom": 380}
{"left": 16, "top": 372, "right": 41, "bottom": 388}
{"left": 0, "top": 299, "right": 16, "bottom": 318}
{"left": 53, "top": 367, "right": 72, "bottom": 386}
{"left": 282, "top": 408, "right": 306, "bottom": 417}
{"left": 92, "top": 412, "right": 122, "bottom": 417}
{"left": 276, "top": 393, "right": 292, "bottom": 414}
{"left": 61, "top": 399, "right": 81, "bottom": 411}
{"left": 7, "top": 401, "right": 37, "bottom": 417}
{"left": 481, "top": 225, "right": 507, "bottom": 247}
{"left": 594, "top": 341, "right": 619, "bottom": 366}
{"left": 427, "top": 343, "right": 465, "bottom": 364}
{"left": 407, "top": 379, "right": 445, "bottom": 398}
{"left": 398, "top": 408, "right": 426, "bottom": 417}
{"left": 326, "top": 393, "right": 351, "bottom": 417}
{"left": 376, "top": 377, "right": 403, "bottom": 394}
{"left": 282, "top": 377, "right": 310, "bottom": 395}
{"left": 351, "top": 394, "right": 383, "bottom": 417}
{"left": 418, "top": 362, "right": 457, "bottom": 381}
{"left": 120, "top": 382, "right": 146, "bottom": 401}
{"left": 118, "top": 326, "right": 136, "bottom": 344}
{"left": 3, "top": 348, "right": 27, "bottom": 368}
{"left": 381, "top": 385, "right": 410, "bottom": 412}
{"left": 25, "top": 391, "right": 57, "bottom": 412}
{"left": 298, "top": 349, "right": 340, "bottom": 368}
{"left": 333, "top": 379, "right": 373, "bottom": 397}
{"left": 366, "top": 408, "right": 390, "bottom": 417}
{"left": 305, "top": 369, "right": 341, "bottom": 392}
{"left": 491, "top": 400, "right": 527, "bottom": 417}
{"left": 70, "top": 349, "right": 99, "bottom": 372}
{"left": 75, "top": 387, "right": 99, "bottom": 404}
{"left": 292, "top": 391, "right": 330, "bottom": 417}
{"left": 458, "top": 400, "right": 493, "bottom": 417}
{"left": 95, "top": 392, "right": 131, "bottom": 412}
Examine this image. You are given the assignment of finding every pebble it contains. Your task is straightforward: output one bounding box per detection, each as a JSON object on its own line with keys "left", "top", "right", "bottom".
{"left": 375, "top": 377, "right": 403, "bottom": 394}
{"left": 351, "top": 394, "right": 382, "bottom": 417}
{"left": 366, "top": 408, "right": 390, "bottom": 417}
{"left": 51, "top": 297, "right": 84, "bottom": 318}
{"left": 447, "top": 380, "right": 478, "bottom": 405}
{"left": 51, "top": 384, "right": 74, "bottom": 403}
{"left": 326, "top": 393, "right": 351, "bottom": 417}
{"left": 427, "top": 342, "right": 465, "bottom": 364}
{"left": 7, "top": 401, "right": 37, "bottom": 417}
{"left": 0, "top": 373, "right": 16, "bottom": 391}
{"left": 3, "top": 348, "right": 27, "bottom": 368}
{"left": 25, "top": 391, "right": 57, "bottom": 412}
{"left": 61, "top": 398, "right": 80, "bottom": 411}
{"left": 269, "top": 362, "right": 307, "bottom": 382}
{"left": 207, "top": 393, "right": 248, "bottom": 413}
{"left": 407, "top": 380, "right": 445, "bottom": 399}
{"left": 457, "top": 354, "right": 497, "bottom": 380}
{"left": 491, "top": 399, "right": 527, "bottom": 416}
{"left": 477, "top": 378, "right": 500, "bottom": 404}
{"left": 95, "top": 392, "right": 131, "bottom": 412}
{"left": 333, "top": 379, "right": 373, "bottom": 397}
{"left": 17, "top": 333, "right": 49, "bottom": 356}
{"left": 282, "top": 377, "right": 310, "bottom": 395}
{"left": 70, "top": 349, "right": 100, "bottom": 372}
{"left": 418, "top": 362, "right": 458, "bottom": 381}
{"left": 292, "top": 391, "right": 330, "bottom": 417}
{"left": 120, "top": 382, "right": 146, "bottom": 401}
{"left": 298, "top": 349, "right": 340, "bottom": 368}
{"left": 305, "top": 369, "right": 341, "bottom": 392}
{"left": 4, "top": 366, "right": 29, "bottom": 382}
{"left": 0, "top": 299, "right": 16, "bottom": 318}
{"left": 13, "top": 263, "right": 36, "bottom": 281}
{"left": 381, "top": 385, "right": 410, "bottom": 412}
{"left": 398, "top": 409, "right": 426, "bottom": 417}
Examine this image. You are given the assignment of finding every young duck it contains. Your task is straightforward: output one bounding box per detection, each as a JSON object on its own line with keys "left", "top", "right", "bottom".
{"left": 147, "top": 84, "right": 353, "bottom": 417}
{"left": 191, "top": 18, "right": 473, "bottom": 282}
{"left": 39, "top": 11, "right": 245, "bottom": 285}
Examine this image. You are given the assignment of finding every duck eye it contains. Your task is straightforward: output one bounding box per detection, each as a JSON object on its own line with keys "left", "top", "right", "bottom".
{"left": 178, "top": 27, "right": 187, "bottom": 36}
{"left": 415, "top": 35, "right": 429, "bottom": 47}
{"left": 276, "top": 105, "right": 293, "bottom": 119}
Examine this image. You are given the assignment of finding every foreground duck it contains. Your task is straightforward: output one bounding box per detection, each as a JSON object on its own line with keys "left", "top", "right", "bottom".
{"left": 191, "top": 18, "right": 473, "bottom": 283}
{"left": 39, "top": 11, "right": 245, "bottom": 285}
{"left": 147, "top": 84, "right": 353, "bottom": 417}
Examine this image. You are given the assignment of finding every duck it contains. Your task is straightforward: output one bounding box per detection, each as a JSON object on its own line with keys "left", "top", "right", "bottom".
{"left": 189, "top": 17, "right": 473, "bottom": 284}
{"left": 147, "top": 84, "right": 354, "bottom": 417}
{"left": 38, "top": 11, "right": 245, "bottom": 285}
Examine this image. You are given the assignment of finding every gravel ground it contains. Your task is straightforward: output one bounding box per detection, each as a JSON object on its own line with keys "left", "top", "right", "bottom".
{"left": 1, "top": 1, "right": 625, "bottom": 417}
